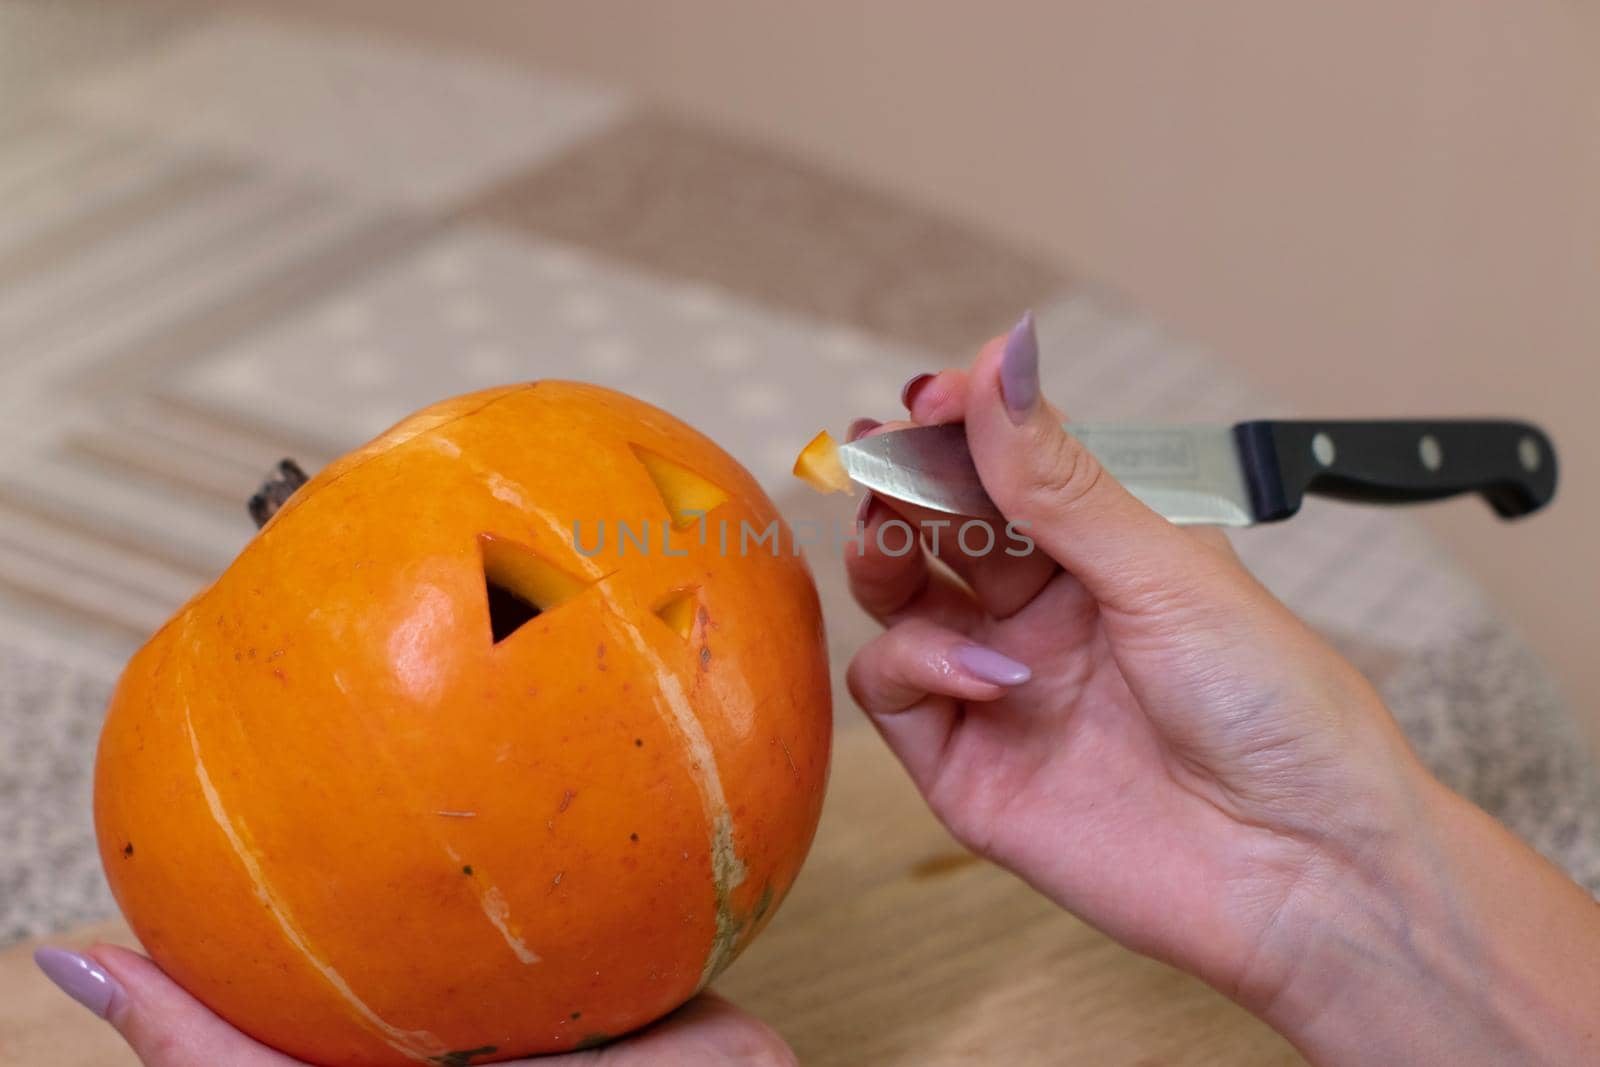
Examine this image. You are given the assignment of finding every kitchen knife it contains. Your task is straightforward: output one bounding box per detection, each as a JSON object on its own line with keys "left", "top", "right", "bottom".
{"left": 835, "top": 420, "right": 1558, "bottom": 525}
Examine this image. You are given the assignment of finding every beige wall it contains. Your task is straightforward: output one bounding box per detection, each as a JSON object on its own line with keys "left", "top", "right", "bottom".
{"left": 243, "top": 0, "right": 1599, "bottom": 736}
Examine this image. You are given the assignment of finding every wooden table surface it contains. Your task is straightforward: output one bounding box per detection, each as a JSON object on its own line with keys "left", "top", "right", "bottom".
{"left": 0, "top": 722, "right": 1303, "bottom": 1066}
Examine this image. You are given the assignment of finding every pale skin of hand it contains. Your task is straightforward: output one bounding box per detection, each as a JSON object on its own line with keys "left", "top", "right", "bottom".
{"left": 845, "top": 317, "right": 1600, "bottom": 1065}
{"left": 74, "top": 944, "right": 795, "bottom": 1067}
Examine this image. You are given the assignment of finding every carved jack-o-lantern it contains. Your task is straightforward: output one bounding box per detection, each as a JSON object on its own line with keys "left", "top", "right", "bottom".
{"left": 94, "top": 383, "right": 831, "bottom": 1065}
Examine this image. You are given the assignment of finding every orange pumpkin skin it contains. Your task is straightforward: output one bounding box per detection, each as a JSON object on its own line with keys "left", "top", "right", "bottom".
{"left": 94, "top": 383, "right": 831, "bottom": 1065}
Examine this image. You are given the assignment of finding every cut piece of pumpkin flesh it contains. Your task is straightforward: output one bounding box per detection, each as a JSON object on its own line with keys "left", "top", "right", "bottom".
{"left": 792, "top": 430, "right": 853, "bottom": 495}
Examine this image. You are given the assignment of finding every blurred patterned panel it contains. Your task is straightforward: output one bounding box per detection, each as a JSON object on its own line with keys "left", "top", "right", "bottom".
{"left": 167, "top": 227, "right": 929, "bottom": 484}
{"left": 0, "top": 113, "right": 427, "bottom": 658}
{"left": 464, "top": 112, "right": 1063, "bottom": 356}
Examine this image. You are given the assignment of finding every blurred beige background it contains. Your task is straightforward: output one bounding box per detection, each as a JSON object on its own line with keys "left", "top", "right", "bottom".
{"left": 233, "top": 0, "right": 1599, "bottom": 739}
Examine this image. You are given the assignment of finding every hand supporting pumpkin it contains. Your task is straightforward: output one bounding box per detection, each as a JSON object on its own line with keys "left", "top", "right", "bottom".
{"left": 33, "top": 944, "right": 794, "bottom": 1067}
{"left": 846, "top": 313, "right": 1600, "bottom": 1066}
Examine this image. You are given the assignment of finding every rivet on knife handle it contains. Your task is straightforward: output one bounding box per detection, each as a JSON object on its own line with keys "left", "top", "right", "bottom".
{"left": 1232, "top": 419, "right": 1559, "bottom": 522}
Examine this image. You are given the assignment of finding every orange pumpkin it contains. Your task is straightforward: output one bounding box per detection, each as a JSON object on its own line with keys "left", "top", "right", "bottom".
{"left": 94, "top": 383, "right": 832, "bottom": 1065}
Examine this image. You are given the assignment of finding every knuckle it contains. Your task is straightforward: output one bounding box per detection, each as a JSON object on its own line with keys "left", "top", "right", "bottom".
{"left": 845, "top": 556, "right": 916, "bottom": 620}
{"left": 844, "top": 640, "right": 889, "bottom": 712}
{"left": 844, "top": 659, "right": 870, "bottom": 710}
{"left": 850, "top": 575, "right": 901, "bottom": 619}
{"left": 1022, "top": 432, "right": 1106, "bottom": 513}
{"left": 846, "top": 623, "right": 931, "bottom": 714}
{"left": 844, "top": 656, "right": 872, "bottom": 711}
{"left": 924, "top": 767, "right": 996, "bottom": 858}
{"left": 845, "top": 575, "right": 883, "bottom": 617}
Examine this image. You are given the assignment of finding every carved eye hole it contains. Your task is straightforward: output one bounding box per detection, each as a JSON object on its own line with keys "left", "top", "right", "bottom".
{"left": 652, "top": 588, "right": 699, "bottom": 640}
{"left": 631, "top": 445, "right": 729, "bottom": 529}
{"left": 480, "top": 534, "right": 589, "bottom": 645}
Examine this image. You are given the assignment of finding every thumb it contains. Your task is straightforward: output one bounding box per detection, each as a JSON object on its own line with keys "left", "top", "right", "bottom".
{"left": 964, "top": 312, "right": 1239, "bottom": 615}
{"left": 35, "top": 944, "right": 297, "bottom": 1066}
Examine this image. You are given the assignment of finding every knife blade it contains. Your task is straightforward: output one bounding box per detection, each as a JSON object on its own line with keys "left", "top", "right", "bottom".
{"left": 836, "top": 419, "right": 1558, "bottom": 525}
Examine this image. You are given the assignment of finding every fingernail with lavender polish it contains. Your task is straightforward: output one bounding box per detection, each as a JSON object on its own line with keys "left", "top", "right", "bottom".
{"left": 34, "top": 947, "right": 117, "bottom": 1019}
{"left": 846, "top": 417, "right": 881, "bottom": 443}
{"left": 952, "top": 643, "right": 1032, "bottom": 686}
{"left": 855, "top": 492, "right": 877, "bottom": 526}
{"left": 900, "top": 373, "right": 934, "bottom": 410}
{"left": 999, "top": 310, "right": 1038, "bottom": 424}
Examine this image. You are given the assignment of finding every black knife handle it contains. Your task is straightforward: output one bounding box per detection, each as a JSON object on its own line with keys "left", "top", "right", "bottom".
{"left": 1232, "top": 419, "right": 1557, "bottom": 523}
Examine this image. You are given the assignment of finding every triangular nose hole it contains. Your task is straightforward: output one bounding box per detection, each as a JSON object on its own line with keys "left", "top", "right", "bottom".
{"left": 486, "top": 579, "right": 540, "bottom": 644}
{"left": 631, "top": 445, "right": 729, "bottom": 529}
{"left": 480, "top": 534, "right": 588, "bottom": 645}
{"left": 653, "top": 588, "right": 699, "bottom": 640}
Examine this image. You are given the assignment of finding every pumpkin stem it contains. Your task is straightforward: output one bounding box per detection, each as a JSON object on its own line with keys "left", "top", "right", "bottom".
{"left": 249, "top": 459, "right": 309, "bottom": 528}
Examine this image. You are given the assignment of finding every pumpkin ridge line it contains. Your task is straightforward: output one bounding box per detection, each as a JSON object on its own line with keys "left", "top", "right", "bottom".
{"left": 595, "top": 596, "right": 747, "bottom": 991}
{"left": 177, "top": 612, "right": 446, "bottom": 1063}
